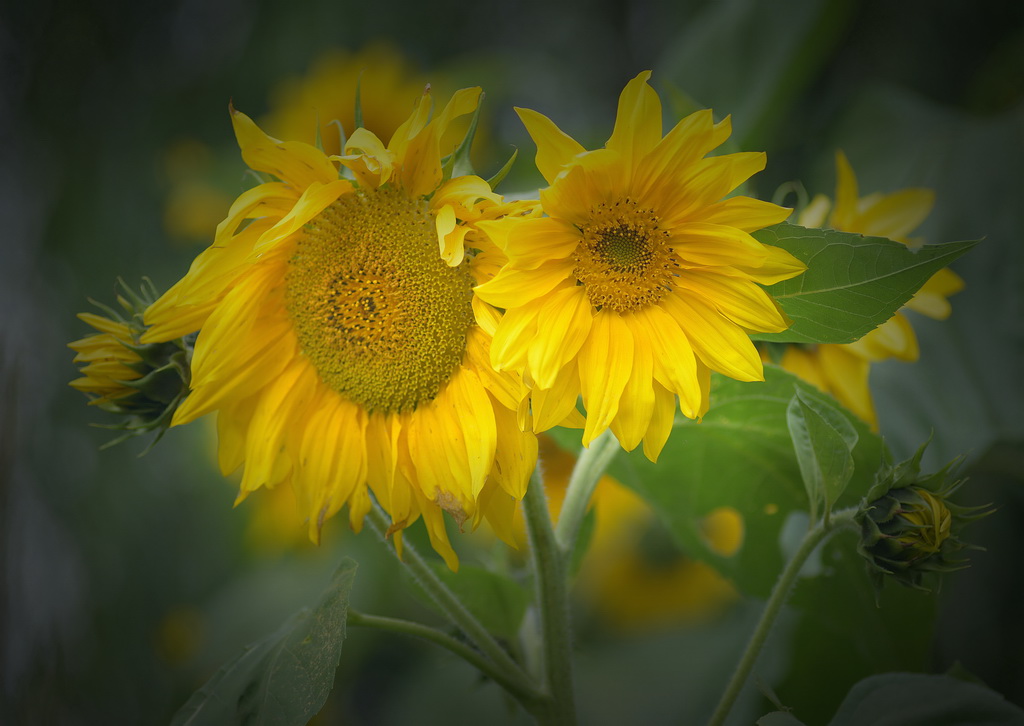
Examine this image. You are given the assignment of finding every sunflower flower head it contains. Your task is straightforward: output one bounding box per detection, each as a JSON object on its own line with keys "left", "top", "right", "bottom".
{"left": 69, "top": 279, "right": 192, "bottom": 447}
{"left": 779, "top": 150, "right": 966, "bottom": 429}
{"left": 475, "top": 71, "right": 805, "bottom": 460}
{"left": 142, "top": 86, "right": 537, "bottom": 568}
{"left": 856, "top": 443, "right": 991, "bottom": 594}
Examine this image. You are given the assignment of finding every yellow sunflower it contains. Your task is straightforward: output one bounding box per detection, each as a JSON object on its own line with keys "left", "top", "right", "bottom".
{"left": 475, "top": 71, "right": 805, "bottom": 460}
{"left": 783, "top": 150, "right": 965, "bottom": 428}
{"left": 142, "top": 87, "right": 537, "bottom": 569}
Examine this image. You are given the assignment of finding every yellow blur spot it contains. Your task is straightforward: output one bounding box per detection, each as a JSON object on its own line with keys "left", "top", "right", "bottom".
{"left": 701, "top": 507, "right": 744, "bottom": 557}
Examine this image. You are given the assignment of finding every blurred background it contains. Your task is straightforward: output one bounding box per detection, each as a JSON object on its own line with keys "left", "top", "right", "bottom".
{"left": 2, "top": 0, "right": 1023, "bottom": 723}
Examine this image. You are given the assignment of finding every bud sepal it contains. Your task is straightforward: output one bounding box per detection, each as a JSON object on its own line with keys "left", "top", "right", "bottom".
{"left": 856, "top": 442, "right": 991, "bottom": 593}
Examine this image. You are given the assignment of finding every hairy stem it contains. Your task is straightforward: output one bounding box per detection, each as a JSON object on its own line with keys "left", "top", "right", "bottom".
{"left": 523, "top": 470, "right": 578, "bottom": 725}
{"left": 707, "top": 508, "right": 858, "bottom": 726}
{"left": 554, "top": 429, "right": 619, "bottom": 556}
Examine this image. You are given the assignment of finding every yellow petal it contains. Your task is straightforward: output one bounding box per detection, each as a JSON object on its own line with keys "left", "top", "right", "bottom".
{"left": 446, "top": 369, "right": 498, "bottom": 499}
{"left": 671, "top": 223, "right": 769, "bottom": 268}
{"left": 642, "top": 381, "right": 677, "bottom": 462}
{"left": 473, "top": 258, "right": 574, "bottom": 310}
{"left": 230, "top": 106, "right": 338, "bottom": 189}
{"left": 831, "top": 150, "right": 860, "bottom": 231}
{"left": 817, "top": 345, "right": 877, "bottom": 429}
{"left": 515, "top": 107, "right": 586, "bottom": 185}
{"left": 904, "top": 267, "right": 963, "bottom": 319}
{"left": 857, "top": 188, "right": 934, "bottom": 242}
{"left": 503, "top": 216, "right": 581, "bottom": 270}
{"left": 254, "top": 179, "right": 353, "bottom": 253}
{"left": 492, "top": 404, "right": 537, "bottom": 499}
{"left": 663, "top": 291, "right": 763, "bottom": 382}
{"left": 632, "top": 304, "right": 701, "bottom": 417}
{"left": 633, "top": 110, "right": 727, "bottom": 200}
{"left": 720, "top": 244, "right": 806, "bottom": 285}
{"left": 527, "top": 285, "right": 594, "bottom": 389}
{"left": 578, "top": 310, "right": 634, "bottom": 447}
{"left": 687, "top": 195, "right": 792, "bottom": 232}
{"left": 675, "top": 269, "right": 788, "bottom": 332}
{"left": 609, "top": 319, "right": 655, "bottom": 452}
{"left": 661, "top": 152, "right": 768, "bottom": 226}
{"left": 606, "top": 71, "right": 662, "bottom": 172}
{"left": 531, "top": 362, "right": 583, "bottom": 433}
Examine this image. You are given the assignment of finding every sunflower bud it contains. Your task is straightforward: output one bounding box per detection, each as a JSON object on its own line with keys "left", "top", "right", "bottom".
{"left": 69, "top": 279, "right": 192, "bottom": 449}
{"left": 856, "top": 443, "right": 991, "bottom": 593}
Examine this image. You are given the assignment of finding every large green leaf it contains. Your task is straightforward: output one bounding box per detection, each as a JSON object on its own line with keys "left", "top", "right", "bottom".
{"left": 752, "top": 223, "right": 977, "bottom": 344}
{"left": 826, "top": 672, "right": 1024, "bottom": 725}
{"left": 171, "top": 558, "right": 357, "bottom": 726}
{"left": 608, "top": 365, "right": 885, "bottom": 596}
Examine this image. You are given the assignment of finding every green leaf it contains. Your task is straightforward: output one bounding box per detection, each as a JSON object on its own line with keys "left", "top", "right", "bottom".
{"left": 786, "top": 387, "right": 858, "bottom": 522}
{"left": 827, "top": 672, "right": 1024, "bottom": 725}
{"left": 408, "top": 564, "right": 530, "bottom": 640}
{"left": 171, "top": 558, "right": 357, "bottom": 726}
{"left": 485, "top": 147, "right": 518, "bottom": 191}
{"left": 609, "top": 365, "right": 884, "bottom": 596}
{"left": 752, "top": 223, "right": 978, "bottom": 344}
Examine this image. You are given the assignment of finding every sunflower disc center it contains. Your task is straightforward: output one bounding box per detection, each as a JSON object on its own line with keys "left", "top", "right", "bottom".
{"left": 286, "top": 187, "right": 475, "bottom": 413}
{"left": 573, "top": 199, "right": 675, "bottom": 313}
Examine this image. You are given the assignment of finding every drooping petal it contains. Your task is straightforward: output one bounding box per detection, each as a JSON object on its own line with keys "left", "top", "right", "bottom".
{"left": 632, "top": 304, "right": 702, "bottom": 418}
{"left": 527, "top": 285, "right": 594, "bottom": 389}
{"left": 577, "top": 310, "right": 634, "bottom": 447}
{"left": 662, "top": 291, "right": 764, "bottom": 382}
{"left": 609, "top": 318, "right": 655, "bottom": 452}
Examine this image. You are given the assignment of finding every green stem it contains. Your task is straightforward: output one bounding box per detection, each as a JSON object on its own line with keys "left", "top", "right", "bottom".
{"left": 348, "top": 610, "right": 540, "bottom": 705}
{"left": 707, "top": 508, "right": 858, "bottom": 726}
{"left": 365, "top": 503, "right": 533, "bottom": 694}
{"left": 522, "top": 469, "right": 577, "bottom": 725}
{"left": 554, "top": 429, "right": 619, "bottom": 556}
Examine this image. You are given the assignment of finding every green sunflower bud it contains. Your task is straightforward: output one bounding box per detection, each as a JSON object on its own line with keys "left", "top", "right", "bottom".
{"left": 69, "top": 279, "right": 192, "bottom": 449}
{"left": 856, "top": 443, "right": 991, "bottom": 593}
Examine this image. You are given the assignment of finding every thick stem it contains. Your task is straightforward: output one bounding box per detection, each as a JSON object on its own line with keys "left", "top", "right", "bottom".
{"left": 365, "top": 503, "right": 532, "bottom": 694}
{"left": 522, "top": 470, "right": 578, "bottom": 725}
{"left": 707, "top": 508, "right": 858, "bottom": 726}
{"left": 554, "top": 429, "right": 619, "bottom": 556}
{"left": 348, "top": 610, "right": 540, "bottom": 705}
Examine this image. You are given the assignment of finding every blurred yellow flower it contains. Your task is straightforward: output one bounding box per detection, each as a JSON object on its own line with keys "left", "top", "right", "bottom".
{"left": 143, "top": 87, "right": 536, "bottom": 569}
{"left": 263, "top": 44, "right": 450, "bottom": 157}
{"left": 784, "top": 151, "right": 965, "bottom": 428}
{"left": 476, "top": 71, "right": 804, "bottom": 461}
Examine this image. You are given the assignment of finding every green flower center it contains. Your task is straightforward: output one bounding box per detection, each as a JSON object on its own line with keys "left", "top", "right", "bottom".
{"left": 286, "top": 187, "right": 475, "bottom": 414}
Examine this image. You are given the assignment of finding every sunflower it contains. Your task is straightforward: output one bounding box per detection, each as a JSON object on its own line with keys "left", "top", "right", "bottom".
{"left": 475, "top": 71, "right": 805, "bottom": 460}
{"left": 782, "top": 150, "right": 965, "bottom": 428}
{"left": 142, "top": 87, "right": 537, "bottom": 569}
